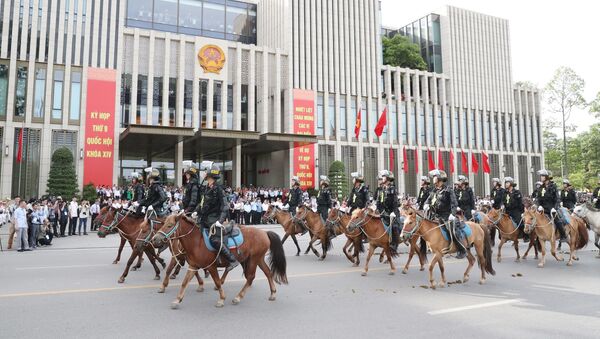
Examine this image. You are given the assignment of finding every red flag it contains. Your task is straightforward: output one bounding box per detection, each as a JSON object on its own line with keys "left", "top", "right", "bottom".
{"left": 414, "top": 148, "right": 419, "bottom": 174}
{"left": 374, "top": 107, "right": 387, "bottom": 137}
{"left": 389, "top": 148, "right": 395, "bottom": 172}
{"left": 461, "top": 150, "right": 468, "bottom": 173}
{"left": 438, "top": 149, "right": 444, "bottom": 171}
{"left": 402, "top": 146, "right": 408, "bottom": 173}
{"left": 471, "top": 152, "right": 480, "bottom": 173}
{"left": 354, "top": 108, "right": 361, "bottom": 139}
{"left": 482, "top": 152, "right": 491, "bottom": 174}
{"left": 449, "top": 150, "right": 455, "bottom": 173}
{"left": 427, "top": 150, "right": 435, "bottom": 171}
{"left": 16, "top": 128, "right": 24, "bottom": 163}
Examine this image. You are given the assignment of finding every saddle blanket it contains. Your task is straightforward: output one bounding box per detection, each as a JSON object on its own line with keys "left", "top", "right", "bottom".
{"left": 440, "top": 222, "right": 473, "bottom": 242}
{"left": 203, "top": 228, "right": 244, "bottom": 252}
{"left": 473, "top": 213, "right": 482, "bottom": 223}
{"left": 559, "top": 207, "right": 571, "bottom": 224}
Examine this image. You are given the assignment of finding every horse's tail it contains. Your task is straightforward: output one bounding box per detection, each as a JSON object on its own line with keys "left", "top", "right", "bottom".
{"left": 323, "top": 232, "right": 333, "bottom": 252}
{"left": 419, "top": 237, "right": 428, "bottom": 262}
{"left": 267, "top": 231, "right": 288, "bottom": 285}
{"left": 354, "top": 236, "right": 365, "bottom": 253}
{"left": 482, "top": 226, "right": 496, "bottom": 276}
{"left": 575, "top": 220, "right": 589, "bottom": 250}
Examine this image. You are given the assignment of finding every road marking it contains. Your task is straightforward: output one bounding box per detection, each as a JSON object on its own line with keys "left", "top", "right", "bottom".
{"left": 531, "top": 284, "right": 600, "bottom": 296}
{"left": 428, "top": 299, "right": 521, "bottom": 315}
{"left": 15, "top": 264, "right": 110, "bottom": 270}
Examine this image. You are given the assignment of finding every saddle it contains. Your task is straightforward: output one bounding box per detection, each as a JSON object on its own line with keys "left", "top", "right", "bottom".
{"left": 203, "top": 221, "right": 244, "bottom": 252}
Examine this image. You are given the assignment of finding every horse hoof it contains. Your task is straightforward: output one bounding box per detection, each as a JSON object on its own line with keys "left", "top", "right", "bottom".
{"left": 438, "top": 282, "right": 446, "bottom": 288}
{"left": 522, "top": 256, "right": 527, "bottom": 260}
{"left": 497, "top": 257, "right": 501, "bottom": 263}
{"left": 596, "top": 254, "right": 600, "bottom": 259}
{"left": 361, "top": 272, "right": 367, "bottom": 277}
{"left": 197, "top": 287, "right": 204, "bottom": 293}
{"left": 170, "top": 301, "right": 180, "bottom": 309}
{"left": 430, "top": 284, "right": 436, "bottom": 290}
{"left": 295, "top": 253, "right": 300, "bottom": 257}
{"left": 352, "top": 263, "right": 359, "bottom": 267}
{"left": 131, "top": 267, "right": 138, "bottom": 272}
{"left": 558, "top": 257, "right": 565, "bottom": 262}
{"left": 388, "top": 271, "right": 395, "bottom": 276}
{"left": 118, "top": 278, "right": 125, "bottom": 284}
{"left": 112, "top": 260, "right": 118, "bottom": 264}
{"left": 154, "top": 275, "right": 160, "bottom": 280}
{"left": 402, "top": 269, "right": 408, "bottom": 274}
{"left": 157, "top": 287, "right": 165, "bottom": 293}
{"left": 232, "top": 297, "right": 241, "bottom": 305}
{"left": 479, "top": 279, "right": 486, "bottom": 285}
{"left": 419, "top": 267, "right": 425, "bottom": 271}
{"left": 268, "top": 295, "right": 276, "bottom": 301}
{"left": 170, "top": 274, "right": 177, "bottom": 280}
{"left": 514, "top": 258, "right": 520, "bottom": 263}
{"left": 463, "top": 276, "right": 469, "bottom": 283}
{"left": 215, "top": 300, "right": 225, "bottom": 308}
{"left": 566, "top": 261, "right": 573, "bottom": 266}
{"left": 318, "top": 258, "right": 325, "bottom": 261}
{"left": 537, "top": 263, "right": 544, "bottom": 268}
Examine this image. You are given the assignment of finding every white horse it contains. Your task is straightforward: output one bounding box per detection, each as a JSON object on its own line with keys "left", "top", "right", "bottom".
{"left": 573, "top": 203, "right": 600, "bottom": 257}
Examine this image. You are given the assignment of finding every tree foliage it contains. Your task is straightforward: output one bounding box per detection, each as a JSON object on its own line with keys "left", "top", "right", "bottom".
{"left": 382, "top": 35, "right": 427, "bottom": 70}
{"left": 82, "top": 183, "right": 97, "bottom": 202}
{"left": 46, "top": 147, "right": 79, "bottom": 198}
{"left": 590, "top": 91, "right": 600, "bottom": 118}
{"left": 328, "top": 161, "right": 348, "bottom": 200}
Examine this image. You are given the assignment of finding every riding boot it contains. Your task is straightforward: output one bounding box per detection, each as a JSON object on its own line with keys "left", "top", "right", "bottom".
{"left": 220, "top": 246, "right": 239, "bottom": 272}
{"left": 453, "top": 221, "right": 467, "bottom": 259}
{"left": 555, "top": 220, "right": 568, "bottom": 242}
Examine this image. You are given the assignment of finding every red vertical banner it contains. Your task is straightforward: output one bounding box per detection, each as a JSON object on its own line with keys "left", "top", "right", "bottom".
{"left": 402, "top": 146, "right": 408, "bottom": 173}
{"left": 16, "top": 128, "right": 24, "bottom": 163}
{"left": 471, "top": 152, "right": 480, "bottom": 173}
{"left": 427, "top": 150, "right": 435, "bottom": 171}
{"left": 292, "top": 89, "right": 315, "bottom": 190}
{"left": 449, "top": 150, "right": 455, "bottom": 174}
{"left": 438, "top": 149, "right": 444, "bottom": 171}
{"left": 389, "top": 147, "right": 394, "bottom": 172}
{"left": 83, "top": 68, "right": 116, "bottom": 187}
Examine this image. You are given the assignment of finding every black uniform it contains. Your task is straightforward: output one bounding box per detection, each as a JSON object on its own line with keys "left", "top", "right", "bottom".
{"left": 536, "top": 181, "right": 566, "bottom": 239}
{"left": 139, "top": 180, "right": 167, "bottom": 216}
{"left": 316, "top": 186, "right": 333, "bottom": 222}
{"left": 426, "top": 184, "right": 466, "bottom": 256}
{"left": 416, "top": 185, "right": 432, "bottom": 210}
{"left": 348, "top": 184, "right": 369, "bottom": 212}
{"left": 287, "top": 186, "right": 303, "bottom": 216}
{"left": 382, "top": 183, "right": 400, "bottom": 250}
{"left": 196, "top": 183, "right": 228, "bottom": 233}
{"left": 531, "top": 187, "right": 540, "bottom": 201}
{"left": 491, "top": 187, "right": 505, "bottom": 210}
{"left": 560, "top": 188, "right": 577, "bottom": 211}
{"left": 504, "top": 188, "right": 524, "bottom": 227}
{"left": 457, "top": 186, "right": 476, "bottom": 220}
{"left": 593, "top": 186, "right": 600, "bottom": 209}
{"left": 132, "top": 182, "right": 145, "bottom": 203}
{"left": 182, "top": 177, "right": 200, "bottom": 213}
{"left": 375, "top": 186, "right": 385, "bottom": 213}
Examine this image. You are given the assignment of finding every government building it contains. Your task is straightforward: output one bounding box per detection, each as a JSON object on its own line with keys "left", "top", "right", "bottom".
{"left": 0, "top": 0, "right": 543, "bottom": 199}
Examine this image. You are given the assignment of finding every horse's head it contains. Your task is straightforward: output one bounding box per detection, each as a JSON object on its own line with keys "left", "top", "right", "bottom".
{"left": 97, "top": 207, "right": 118, "bottom": 238}
{"left": 135, "top": 217, "right": 156, "bottom": 252}
{"left": 326, "top": 208, "right": 341, "bottom": 228}
{"left": 522, "top": 207, "right": 540, "bottom": 234}
{"left": 484, "top": 208, "right": 501, "bottom": 227}
{"left": 93, "top": 206, "right": 111, "bottom": 231}
{"left": 151, "top": 213, "right": 183, "bottom": 248}
{"left": 399, "top": 207, "right": 419, "bottom": 242}
{"left": 347, "top": 208, "right": 367, "bottom": 232}
{"left": 262, "top": 205, "right": 277, "bottom": 223}
{"left": 573, "top": 204, "right": 587, "bottom": 219}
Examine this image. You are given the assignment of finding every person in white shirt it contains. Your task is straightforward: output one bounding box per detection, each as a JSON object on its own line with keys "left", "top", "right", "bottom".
{"left": 90, "top": 200, "right": 100, "bottom": 231}
{"left": 14, "top": 201, "right": 31, "bottom": 251}
{"left": 78, "top": 200, "right": 90, "bottom": 235}
{"left": 68, "top": 198, "right": 79, "bottom": 236}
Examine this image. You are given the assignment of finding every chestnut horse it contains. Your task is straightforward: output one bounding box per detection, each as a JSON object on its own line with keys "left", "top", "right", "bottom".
{"left": 296, "top": 205, "right": 332, "bottom": 260}
{"left": 347, "top": 208, "right": 398, "bottom": 276}
{"left": 97, "top": 208, "right": 165, "bottom": 283}
{"left": 400, "top": 207, "right": 495, "bottom": 288}
{"left": 523, "top": 207, "right": 588, "bottom": 267}
{"left": 483, "top": 208, "right": 526, "bottom": 263}
{"left": 262, "top": 205, "right": 305, "bottom": 256}
{"left": 326, "top": 208, "right": 364, "bottom": 266}
{"left": 151, "top": 213, "right": 287, "bottom": 308}
{"left": 94, "top": 206, "right": 142, "bottom": 267}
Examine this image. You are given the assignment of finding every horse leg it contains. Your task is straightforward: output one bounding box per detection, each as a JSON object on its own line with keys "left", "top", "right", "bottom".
{"left": 522, "top": 239, "right": 532, "bottom": 259}
{"left": 158, "top": 257, "right": 178, "bottom": 293}
{"left": 118, "top": 248, "right": 140, "bottom": 283}
{"left": 172, "top": 259, "right": 182, "bottom": 279}
{"left": 567, "top": 232, "right": 575, "bottom": 266}
{"left": 144, "top": 247, "right": 161, "bottom": 281}
{"left": 595, "top": 233, "right": 600, "bottom": 258}
{"left": 258, "top": 258, "right": 277, "bottom": 301}
{"left": 437, "top": 256, "right": 447, "bottom": 288}
{"left": 207, "top": 266, "right": 226, "bottom": 308}
{"left": 309, "top": 235, "right": 320, "bottom": 258}
{"left": 290, "top": 234, "right": 301, "bottom": 256}
{"left": 550, "top": 236, "right": 564, "bottom": 262}
{"left": 171, "top": 269, "right": 196, "bottom": 309}
{"left": 343, "top": 239, "right": 355, "bottom": 265}
{"left": 463, "top": 247, "right": 475, "bottom": 284}
{"left": 385, "top": 246, "right": 396, "bottom": 275}
{"left": 113, "top": 237, "right": 126, "bottom": 264}
{"left": 473, "top": 239, "right": 486, "bottom": 285}
{"left": 319, "top": 235, "right": 328, "bottom": 260}
{"left": 428, "top": 252, "right": 440, "bottom": 289}
{"left": 513, "top": 239, "right": 521, "bottom": 262}
{"left": 194, "top": 271, "right": 205, "bottom": 292}
{"left": 402, "top": 245, "right": 415, "bottom": 274}
{"left": 233, "top": 258, "right": 258, "bottom": 305}
{"left": 490, "top": 227, "right": 496, "bottom": 246}
{"left": 538, "top": 241, "right": 546, "bottom": 268}
{"left": 496, "top": 238, "right": 505, "bottom": 263}
{"left": 361, "top": 244, "right": 375, "bottom": 276}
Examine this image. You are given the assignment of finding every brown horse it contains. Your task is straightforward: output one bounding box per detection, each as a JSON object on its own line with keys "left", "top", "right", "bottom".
{"left": 296, "top": 205, "right": 332, "bottom": 260}
{"left": 483, "top": 208, "right": 528, "bottom": 263}
{"left": 97, "top": 208, "right": 165, "bottom": 283}
{"left": 523, "top": 207, "right": 589, "bottom": 267}
{"left": 400, "top": 207, "right": 495, "bottom": 288}
{"left": 347, "top": 208, "right": 397, "bottom": 276}
{"left": 326, "top": 208, "right": 364, "bottom": 266}
{"left": 397, "top": 207, "right": 428, "bottom": 274}
{"left": 262, "top": 205, "right": 305, "bottom": 256}
{"left": 151, "top": 213, "right": 288, "bottom": 308}
{"left": 94, "top": 206, "right": 142, "bottom": 267}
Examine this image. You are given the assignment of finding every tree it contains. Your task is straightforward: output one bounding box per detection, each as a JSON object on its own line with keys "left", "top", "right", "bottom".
{"left": 590, "top": 91, "right": 600, "bottom": 118}
{"left": 328, "top": 161, "right": 348, "bottom": 200}
{"left": 46, "top": 147, "right": 79, "bottom": 198}
{"left": 382, "top": 35, "right": 427, "bottom": 70}
{"left": 544, "top": 66, "right": 586, "bottom": 177}
{"left": 81, "top": 183, "right": 97, "bottom": 202}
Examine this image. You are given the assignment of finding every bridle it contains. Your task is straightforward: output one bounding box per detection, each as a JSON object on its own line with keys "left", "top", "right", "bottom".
{"left": 263, "top": 206, "right": 279, "bottom": 223}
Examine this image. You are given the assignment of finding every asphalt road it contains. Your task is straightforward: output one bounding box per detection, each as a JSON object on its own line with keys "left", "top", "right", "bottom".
{"left": 1, "top": 224, "right": 599, "bottom": 339}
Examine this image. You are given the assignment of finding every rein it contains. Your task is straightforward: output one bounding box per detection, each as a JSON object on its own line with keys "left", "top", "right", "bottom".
{"left": 349, "top": 210, "right": 388, "bottom": 240}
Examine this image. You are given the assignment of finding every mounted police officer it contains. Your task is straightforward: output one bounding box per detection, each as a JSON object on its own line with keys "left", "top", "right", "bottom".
{"left": 504, "top": 177, "right": 527, "bottom": 241}
{"left": 348, "top": 172, "right": 369, "bottom": 213}
{"left": 491, "top": 178, "right": 505, "bottom": 210}
{"left": 592, "top": 178, "right": 600, "bottom": 209}
{"left": 287, "top": 176, "right": 303, "bottom": 217}
{"left": 535, "top": 169, "right": 567, "bottom": 242}
{"left": 182, "top": 161, "right": 201, "bottom": 214}
{"left": 457, "top": 175, "right": 476, "bottom": 221}
{"left": 375, "top": 174, "right": 386, "bottom": 213}
{"left": 378, "top": 170, "right": 400, "bottom": 252}
{"left": 531, "top": 181, "right": 542, "bottom": 200}
{"left": 195, "top": 162, "right": 238, "bottom": 272}
{"left": 424, "top": 170, "right": 467, "bottom": 259}
{"left": 131, "top": 172, "right": 145, "bottom": 206}
{"left": 416, "top": 176, "right": 432, "bottom": 211}
{"left": 316, "top": 175, "right": 333, "bottom": 224}
{"left": 137, "top": 167, "right": 168, "bottom": 217}
{"left": 560, "top": 179, "right": 577, "bottom": 212}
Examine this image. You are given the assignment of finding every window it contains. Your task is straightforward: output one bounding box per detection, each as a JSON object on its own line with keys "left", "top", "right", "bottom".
{"left": 401, "top": 102, "right": 407, "bottom": 143}
{"left": 360, "top": 98, "right": 367, "bottom": 140}
{"left": 241, "top": 84, "right": 248, "bottom": 130}
{"left": 137, "top": 75, "right": 148, "bottom": 124}
{"left": 506, "top": 113, "right": 513, "bottom": 150}
{"left": 469, "top": 109, "right": 475, "bottom": 147}
{"left": 199, "top": 79, "right": 208, "bottom": 128}
{"left": 153, "top": 0, "right": 178, "bottom": 33}
{"left": 152, "top": 77, "right": 163, "bottom": 125}
{"left": 427, "top": 105, "right": 434, "bottom": 145}
{"left": 213, "top": 81, "right": 222, "bottom": 128}
{"left": 179, "top": 0, "right": 203, "bottom": 35}
{"left": 328, "top": 95, "right": 335, "bottom": 137}
{"left": 121, "top": 74, "right": 132, "bottom": 126}
{"left": 492, "top": 112, "right": 498, "bottom": 149}
{"left": 316, "top": 93, "right": 324, "bottom": 136}
{"left": 126, "top": 0, "right": 154, "bottom": 29}
{"left": 452, "top": 108, "right": 459, "bottom": 146}
{"left": 339, "top": 97, "right": 346, "bottom": 137}
{"left": 436, "top": 107, "right": 443, "bottom": 145}
{"left": 484, "top": 111, "right": 491, "bottom": 149}
{"left": 390, "top": 102, "right": 397, "bottom": 142}
{"left": 203, "top": 2, "right": 226, "bottom": 38}
{"left": 15, "top": 66, "right": 28, "bottom": 118}
{"left": 370, "top": 99, "right": 378, "bottom": 141}
{"left": 168, "top": 78, "right": 176, "bottom": 126}
{"left": 0, "top": 64, "right": 8, "bottom": 118}
{"left": 33, "top": 67, "right": 46, "bottom": 119}
{"left": 226, "top": 1, "right": 247, "bottom": 40}
{"left": 184, "top": 80, "right": 193, "bottom": 127}
{"left": 409, "top": 102, "right": 416, "bottom": 144}
{"left": 227, "top": 84, "right": 233, "bottom": 129}
{"left": 52, "top": 69, "right": 64, "bottom": 120}
{"left": 418, "top": 105, "right": 425, "bottom": 144}
{"left": 444, "top": 105, "right": 451, "bottom": 146}
{"left": 460, "top": 109, "right": 467, "bottom": 146}
{"left": 350, "top": 98, "right": 357, "bottom": 140}
{"left": 69, "top": 71, "right": 82, "bottom": 121}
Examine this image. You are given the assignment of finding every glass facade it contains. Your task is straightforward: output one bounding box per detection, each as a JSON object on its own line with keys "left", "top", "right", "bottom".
{"left": 152, "top": 77, "right": 163, "bottom": 125}
{"left": 0, "top": 64, "right": 8, "bottom": 118}
{"left": 15, "top": 66, "right": 28, "bottom": 118}
{"left": 168, "top": 78, "right": 177, "bottom": 126}
{"left": 126, "top": 0, "right": 257, "bottom": 44}
{"left": 199, "top": 79, "right": 208, "bottom": 128}
{"left": 137, "top": 75, "right": 148, "bottom": 124}
{"left": 328, "top": 95, "right": 335, "bottom": 138}
{"left": 69, "top": 71, "right": 82, "bottom": 121}
{"left": 33, "top": 67, "right": 46, "bottom": 119}
{"left": 339, "top": 97, "right": 346, "bottom": 137}
{"left": 401, "top": 102, "right": 407, "bottom": 143}
{"left": 316, "top": 93, "right": 324, "bottom": 136}
{"left": 52, "top": 69, "right": 64, "bottom": 120}
{"left": 213, "top": 80, "right": 222, "bottom": 128}
{"left": 184, "top": 80, "right": 193, "bottom": 127}
{"left": 390, "top": 102, "right": 397, "bottom": 142}
{"left": 120, "top": 74, "right": 132, "bottom": 126}
{"left": 390, "top": 14, "right": 442, "bottom": 73}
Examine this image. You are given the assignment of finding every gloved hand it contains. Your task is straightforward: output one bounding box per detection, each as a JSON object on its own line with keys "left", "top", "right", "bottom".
{"left": 456, "top": 207, "right": 462, "bottom": 212}
{"left": 128, "top": 205, "right": 136, "bottom": 212}
{"left": 423, "top": 204, "right": 430, "bottom": 212}
{"left": 191, "top": 212, "right": 197, "bottom": 219}
{"left": 390, "top": 212, "right": 396, "bottom": 219}
{"left": 215, "top": 221, "right": 223, "bottom": 227}
{"left": 133, "top": 201, "right": 139, "bottom": 208}
{"left": 448, "top": 215, "right": 456, "bottom": 222}
{"left": 551, "top": 208, "right": 557, "bottom": 214}
{"left": 537, "top": 206, "right": 543, "bottom": 212}
{"left": 147, "top": 205, "right": 154, "bottom": 211}
{"left": 594, "top": 198, "right": 598, "bottom": 203}
{"left": 471, "top": 210, "right": 477, "bottom": 217}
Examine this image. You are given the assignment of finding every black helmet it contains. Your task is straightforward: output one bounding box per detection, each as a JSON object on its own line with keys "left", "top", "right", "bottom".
{"left": 183, "top": 160, "right": 198, "bottom": 178}
{"left": 206, "top": 163, "right": 221, "bottom": 179}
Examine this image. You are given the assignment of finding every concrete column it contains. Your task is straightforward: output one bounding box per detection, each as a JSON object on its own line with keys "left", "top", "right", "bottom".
{"left": 233, "top": 141, "right": 242, "bottom": 188}
{"left": 175, "top": 142, "right": 183, "bottom": 187}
